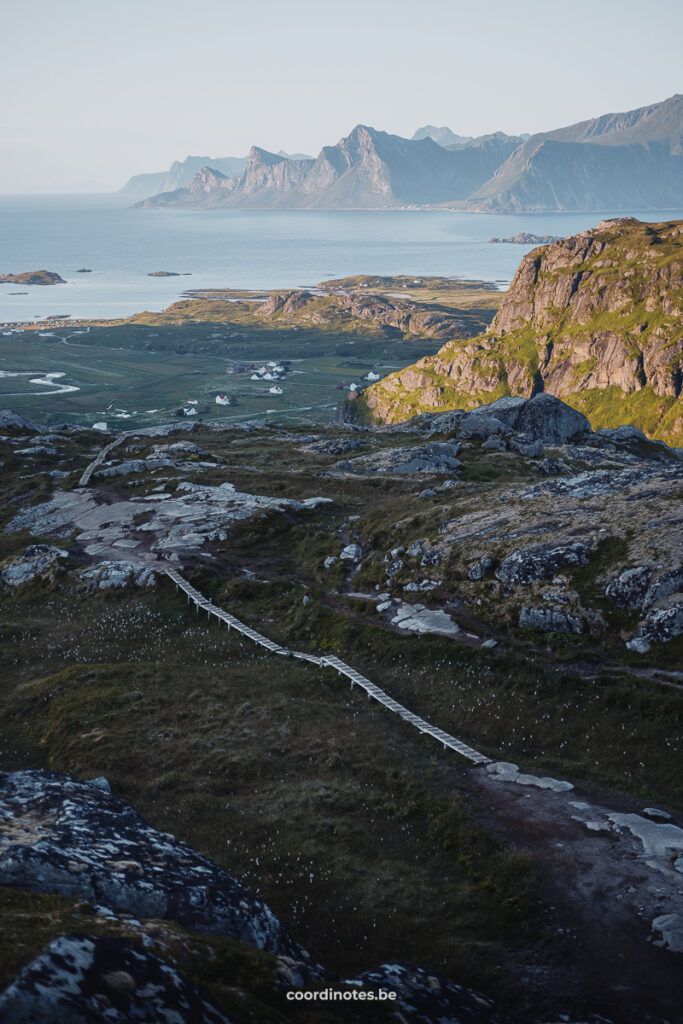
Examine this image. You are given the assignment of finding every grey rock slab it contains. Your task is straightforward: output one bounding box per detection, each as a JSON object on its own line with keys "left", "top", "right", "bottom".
{"left": 651, "top": 913, "right": 683, "bottom": 952}
{"left": 607, "top": 813, "right": 683, "bottom": 859}
{"left": 340, "top": 544, "right": 362, "bottom": 561}
{"left": 391, "top": 603, "right": 460, "bottom": 637}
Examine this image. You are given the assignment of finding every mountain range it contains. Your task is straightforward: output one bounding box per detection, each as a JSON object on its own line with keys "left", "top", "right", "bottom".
{"left": 119, "top": 151, "right": 312, "bottom": 197}
{"left": 133, "top": 95, "right": 683, "bottom": 211}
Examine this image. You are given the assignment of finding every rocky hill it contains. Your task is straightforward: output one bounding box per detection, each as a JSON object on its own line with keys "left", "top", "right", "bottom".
{"left": 0, "top": 399, "right": 682, "bottom": 1022}
{"left": 363, "top": 218, "right": 683, "bottom": 445}
{"left": 0, "top": 270, "right": 65, "bottom": 286}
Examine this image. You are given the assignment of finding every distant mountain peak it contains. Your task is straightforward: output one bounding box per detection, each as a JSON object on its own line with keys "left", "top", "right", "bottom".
{"left": 412, "top": 125, "right": 474, "bottom": 147}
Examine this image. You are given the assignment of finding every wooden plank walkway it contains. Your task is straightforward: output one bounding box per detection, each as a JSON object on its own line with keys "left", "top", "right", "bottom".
{"left": 164, "top": 567, "right": 491, "bottom": 765}
{"left": 78, "top": 433, "right": 131, "bottom": 487}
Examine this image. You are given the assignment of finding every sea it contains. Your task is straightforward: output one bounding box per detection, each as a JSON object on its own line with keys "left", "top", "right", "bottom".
{"left": 1, "top": 194, "right": 682, "bottom": 322}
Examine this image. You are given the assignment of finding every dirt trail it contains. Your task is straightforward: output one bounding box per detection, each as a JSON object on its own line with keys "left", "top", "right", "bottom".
{"left": 464, "top": 765, "right": 683, "bottom": 1023}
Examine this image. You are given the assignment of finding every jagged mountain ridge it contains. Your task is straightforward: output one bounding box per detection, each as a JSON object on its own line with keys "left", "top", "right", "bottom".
{"left": 133, "top": 96, "right": 683, "bottom": 210}
{"left": 136, "top": 125, "right": 522, "bottom": 209}
{"left": 363, "top": 218, "right": 683, "bottom": 444}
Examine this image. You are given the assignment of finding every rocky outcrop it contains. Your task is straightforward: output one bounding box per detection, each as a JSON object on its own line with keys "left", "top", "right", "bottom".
{"left": 339, "top": 441, "right": 462, "bottom": 475}
{"left": 0, "top": 410, "right": 47, "bottom": 433}
{"left": 78, "top": 561, "right": 158, "bottom": 590}
{"left": 518, "top": 606, "right": 584, "bottom": 633}
{"left": 364, "top": 219, "right": 683, "bottom": 446}
{"left": 0, "top": 545, "right": 68, "bottom": 587}
{"left": 626, "top": 601, "right": 683, "bottom": 653}
{"left": 0, "top": 771, "right": 314, "bottom": 964}
{"left": 496, "top": 542, "right": 591, "bottom": 584}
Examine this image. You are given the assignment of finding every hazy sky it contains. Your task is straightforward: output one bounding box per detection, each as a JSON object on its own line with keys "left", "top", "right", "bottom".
{"left": 2, "top": 0, "right": 681, "bottom": 192}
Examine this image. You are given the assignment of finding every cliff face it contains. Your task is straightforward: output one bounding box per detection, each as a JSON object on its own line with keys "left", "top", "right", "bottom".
{"left": 364, "top": 219, "right": 683, "bottom": 444}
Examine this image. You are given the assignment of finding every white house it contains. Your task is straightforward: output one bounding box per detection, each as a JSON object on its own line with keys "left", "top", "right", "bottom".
{"left": 268, "top": 385, "right": 283, "bottom": 395}
{"left": 365, "top": 371, "right": 380, "bottom": 381}
{"left": 215, "top": 394, "right": 231, "bottom": 406}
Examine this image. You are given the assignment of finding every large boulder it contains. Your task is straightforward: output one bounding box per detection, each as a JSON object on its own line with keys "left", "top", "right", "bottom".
{"left": 496, "top": 542, "right": 591, "bottom": 584}
{"left": 483, "top": 394, "right": 590, "bottom": 443}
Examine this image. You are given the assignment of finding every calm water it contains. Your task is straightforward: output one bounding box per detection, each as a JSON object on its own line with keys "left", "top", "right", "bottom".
{"left": 1, "top": 194, "right": 682, "bottom": 322}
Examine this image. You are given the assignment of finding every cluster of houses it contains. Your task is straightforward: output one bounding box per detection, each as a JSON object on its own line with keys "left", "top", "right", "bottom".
{"left": 250, "top": 360, "right": 287, "bottom": 382}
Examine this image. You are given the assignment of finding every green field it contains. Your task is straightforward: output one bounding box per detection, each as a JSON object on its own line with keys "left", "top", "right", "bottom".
{"left": 0, "top": 326, "right": 439, "bottom": 430}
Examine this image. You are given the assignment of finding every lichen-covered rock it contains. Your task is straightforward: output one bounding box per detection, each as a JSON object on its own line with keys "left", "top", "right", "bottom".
{"left": 468, "top": 556, "right": 494, "bottom": 581}
{"left": 518, "top": 606, "right": 583, "bottom": 633}
{"left": 345, "top": 962, "right": 517, "bottom": 1023}
{"left": 642, "top": 567, "right": 683, "bottom": 610}
{"left": 496, "top": 542, "right": 591, "bottom": 584}
{"left": 604, "top": 566, "right": 652, "bottom": 609}
{"left": 626, "top": 601, "right": 683, "bottom": 653}
{"left": 0, "top": 934, "right": 234, "bottom": 1024}
{"left": 0, "top": 771, "right": 315, "bottom": 966}
{"left": 79, "top": 562, "right": 158, "bottom": 590}
{"left": 0, "top": 544, "right": 68, "bottom": 586}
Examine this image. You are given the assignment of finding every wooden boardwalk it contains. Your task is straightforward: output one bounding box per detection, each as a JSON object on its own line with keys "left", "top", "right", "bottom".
{"left": 164, "top": 567, "right": 491, "bottom": 765}
{"left": 78, "top": 433, "right": 131, "bottom": 487}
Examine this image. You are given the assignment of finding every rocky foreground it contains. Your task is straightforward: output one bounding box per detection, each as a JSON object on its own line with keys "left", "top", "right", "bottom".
{"left": 0, "top": 397, "right": 681, "bottom": 1022}
{"left": 364, "top": 219, "right": 683, "bottom": 446}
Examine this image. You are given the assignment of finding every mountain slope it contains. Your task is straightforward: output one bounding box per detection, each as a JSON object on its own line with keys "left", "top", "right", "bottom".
{"left": 468, "top": 95, "right": 683, "bottom": 211}
{"left": 363, "top": 218, "right": 683, "bottom": 445}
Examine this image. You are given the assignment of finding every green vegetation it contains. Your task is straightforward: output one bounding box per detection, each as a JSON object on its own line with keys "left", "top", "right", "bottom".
{"left": 365, "top": 219, "right": 683, "bottom": 443}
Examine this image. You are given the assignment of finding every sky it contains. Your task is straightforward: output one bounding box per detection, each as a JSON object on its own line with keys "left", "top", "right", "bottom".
{"left": 1, "top": 0, "right": 681, "bottom": 192}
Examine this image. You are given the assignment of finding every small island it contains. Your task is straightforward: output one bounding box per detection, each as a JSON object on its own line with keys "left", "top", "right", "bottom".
{"left": 76, "top": 268, "right": 92, "bottom": 273}
{"left": 489, "top": 233, "right": 564, "bottom": 245}
{"left": 0, "top": 270, "right": 66, "bottom": 286}
{"left": 147, "top": 270, "right": 181, "bottom": 277}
